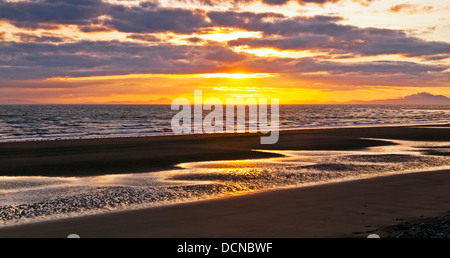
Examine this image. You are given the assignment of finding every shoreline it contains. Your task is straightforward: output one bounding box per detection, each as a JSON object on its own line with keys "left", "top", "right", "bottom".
{"left": 1, "top": 169, "right": 449, "bottom": 238}
{"left": 1, "top": 123, "right": 449, "bottom": 177}
{"left": 1, "top": 122, "right": 449, "bottom": 144}
{"left": 0, "top": 123, "right": 449, "bottom": 237}
{"left": 1, "top": 164, "right": 447, "bottom": 230}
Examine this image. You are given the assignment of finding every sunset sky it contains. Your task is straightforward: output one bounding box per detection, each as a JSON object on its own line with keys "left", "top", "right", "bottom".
{"left": 0, "top": 0, "right": 449, "bottom": 104}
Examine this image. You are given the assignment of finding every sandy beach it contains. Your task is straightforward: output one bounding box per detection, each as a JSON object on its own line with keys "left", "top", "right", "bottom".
{"left": 1, "top": 124, "right": 448, "bottom": 177}
{"left": 2, "top": 0, "right": 450, "bottom": 241}
{"left": 0, "top": 169, "right": 449, "bottom": 238}
{"left": 0, "top": 124, "right": 449, "bottom": 238}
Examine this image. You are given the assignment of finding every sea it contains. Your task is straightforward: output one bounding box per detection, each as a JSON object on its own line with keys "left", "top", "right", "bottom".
{"left": 0, "top": 104, "right": 449, "bottom": 227}
{"left": 0, "top": 104, "right": 449, "bottom": 142}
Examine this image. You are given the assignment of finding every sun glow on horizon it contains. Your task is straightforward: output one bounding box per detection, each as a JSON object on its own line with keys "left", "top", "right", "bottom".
{"left": 1, "top": 0, "right": 449, "bottom": 105}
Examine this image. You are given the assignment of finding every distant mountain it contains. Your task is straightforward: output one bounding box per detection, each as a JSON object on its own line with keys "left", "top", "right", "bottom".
{"left": 346, "top": 92, "right": 450, "bottom": 105}
{"left": 0, "top": 99, "right": 39, "bottom": 104}
{"left": 84, "top": 98, "right": 172, "bottom": 105}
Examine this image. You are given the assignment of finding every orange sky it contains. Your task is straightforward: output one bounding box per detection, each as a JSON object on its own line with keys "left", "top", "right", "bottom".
{"left": 0, "top": 0, "right": 449, "bottom": 104}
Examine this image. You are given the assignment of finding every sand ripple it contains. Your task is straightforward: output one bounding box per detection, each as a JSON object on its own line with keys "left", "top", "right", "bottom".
{"left": 1, "top": 138, "right": 449, "bottom": 226}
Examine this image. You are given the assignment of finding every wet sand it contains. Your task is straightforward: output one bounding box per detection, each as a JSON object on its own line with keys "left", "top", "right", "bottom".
{"left": 0, "top": 169, "right": 449, "bottom": 238}
{"left": 0, "top": 124, "right": 449, "bottom": 238}
{"left": 1, "top": 124, "right": 449, "bottom": 177}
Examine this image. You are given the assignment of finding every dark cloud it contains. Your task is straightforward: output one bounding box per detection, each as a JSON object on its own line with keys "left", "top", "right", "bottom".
{"left": 0, "top": 0, "right": 447, "bottom": 88}
{"left": 0, "top": 0, "right": 210, "bottom": 34}
{"left": 9, "top": 22, "right": 61, "bottom": 31}
{"left": 0, "top": 0, "right": 106, "bottom": 29}
{"left": 186, "top": 37, "right": 204, "bottom": 43}
{"left": 188, "top": 0, "right": 373, "bottom": 6}
{"left": 106, "top": 5, "right": 209, "bottom": 34}
{"left": 236, "top": 57, "right": 449, "bottom": 87}
{"left": 208, "top": 12, "right": 347, "bottom": 36}
{"left": 78, "top": 24, "right": 115, "bottom": 33}
{"left": 229, "top": 32, "right": 450, "bottom": 59}
{"left": 0, "top": 0, "right": 364, "bottom": 35}
{"left": 262, "top": 0, "right": 290, "bottom": 5}
{"left": 203, "top": 47, "right": 247, "bottom": 63}
{"left": 234, "top": 55, "right": 448, "bottom": 77}
{"left": 229, "top": 35, "right": 329, "bottom": 50}
{"left": 207, "top": 11, "right": 285, "bottom": 29}
{"left": 126, "top": 34, "right": 160, "bottom": 42}
{"left": 221, "top": 12, "right": 450, "bottom": 59}
{"left": 1, "top": 39, "right": 447, "bottom": 87}
{"left": 0, "top": 40, "right": 251, "bottom": 80}
{"left": 295, "top": 59, "right": 447, "bottom": 75}
{"left": 14, "top": 33, "right": 67, "bottom": 43}
{"left": 0, "top": 0, "right": 375, "bottom": 34}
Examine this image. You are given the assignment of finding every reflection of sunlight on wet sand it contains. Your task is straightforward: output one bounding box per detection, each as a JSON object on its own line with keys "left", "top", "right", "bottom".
{"left": 176, "top": 155, "right": 316, "bottom": 169}
{"left": 2, "top": 138, "right": 449, "bottom": 196}
{"left": 174, "top": 138, "right": 429, "bottom": 173}
{"left": 163, "top": 138, "right": 450, "bottom": 186}
{"left": 1, "top": 138, "right": 450, "bottom": 226}
{"left": 153, "top": 138, "right": 450, "bottom": 208}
